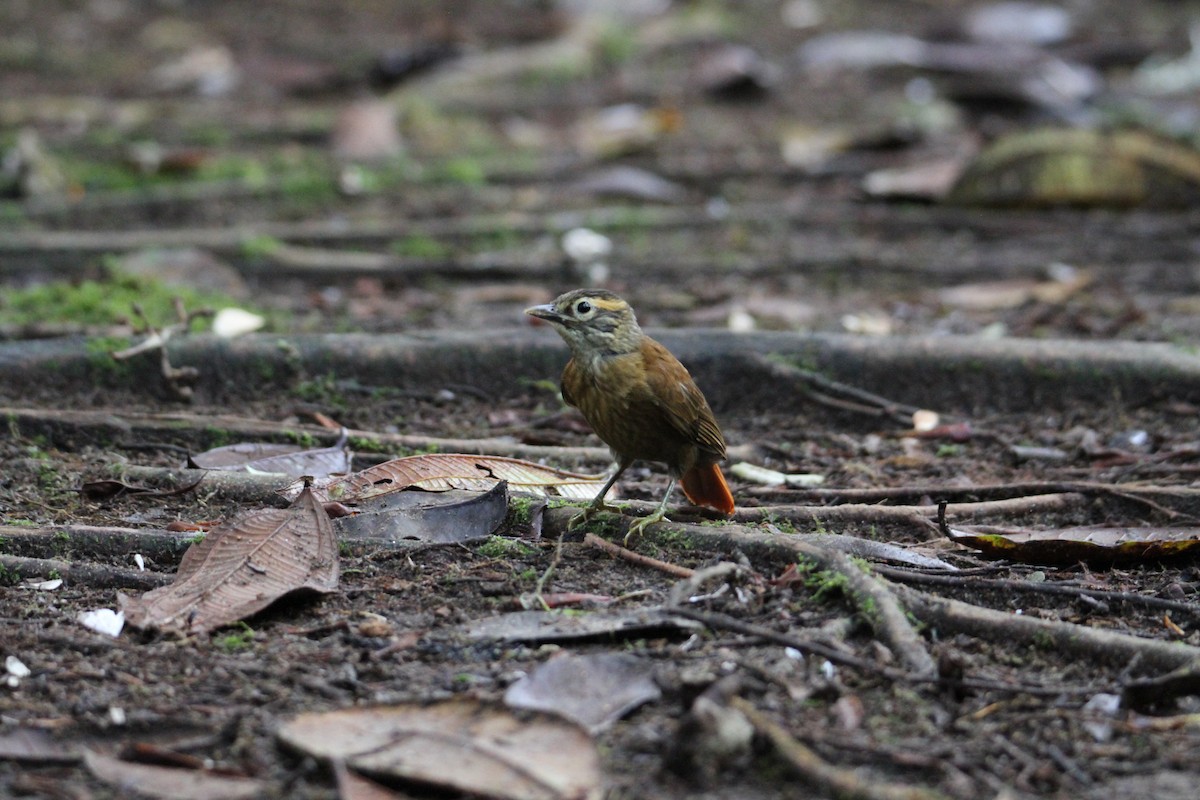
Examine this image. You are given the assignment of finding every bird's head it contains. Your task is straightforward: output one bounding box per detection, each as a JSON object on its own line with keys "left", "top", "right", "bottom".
{"left": 525, "top": 289, "right": 643, "bottom": 356}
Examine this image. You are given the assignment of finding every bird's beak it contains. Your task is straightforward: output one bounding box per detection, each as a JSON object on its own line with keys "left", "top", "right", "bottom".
{"left": 525, "top": 303, "right": 561, "bottom": 324}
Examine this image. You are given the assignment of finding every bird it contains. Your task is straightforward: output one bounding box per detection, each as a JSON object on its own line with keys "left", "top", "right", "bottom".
{"left": 525, "top": 288, "right": 734, "bottom": 540}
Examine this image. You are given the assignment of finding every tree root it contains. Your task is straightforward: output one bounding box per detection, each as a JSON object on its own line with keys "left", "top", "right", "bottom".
{"left": 0, "top": 554, "right": 169, "bottom": 591}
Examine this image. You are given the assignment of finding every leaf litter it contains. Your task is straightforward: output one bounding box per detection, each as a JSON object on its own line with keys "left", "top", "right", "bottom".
{"left": 277, "top": 699, "right": 602, "bottom": 800}
{"left": 119, "top": 484, "right": 338, "bottom": 634}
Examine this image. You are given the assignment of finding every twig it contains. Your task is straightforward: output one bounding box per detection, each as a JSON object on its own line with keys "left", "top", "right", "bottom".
{"left": 583, "top": 532, "right": 695, "bottom": 578}
{"left": 112, "top": 299, "right": 214, "bottom": 400}
{"left": 749, "top": 354, "right": 926, "bottom": 425}
{"left": 730, "top": 696, "right": 952, "bottom": 800}
{"left": 532, "top": 532, "right": 566, "bottom": 610}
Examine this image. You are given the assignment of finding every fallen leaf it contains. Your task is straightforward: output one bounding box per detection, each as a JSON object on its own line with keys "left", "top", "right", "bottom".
{"left": 287, "top": 454, "right": 609, "bottom": 504}
{"left": 189, "top": 431, "right": 351, "bottom": 477}
{"left": 947, "top": 129, "right": 1200, "bottom": 208}
{"left": 333, "top": 759, "right": 410, "bottom": 800}
{"left": 946, "top": 524, "right": 1200, "bottom": 563}
{"left": 464, "top": 609, "right": 703, "bottom": 644}
{"left": 84, "top": 750, "right": 264, "bottom": 800}
{"left": 335, "top": 482, "right": 508, "bottom": 545}
{"left": 119, "top": 485, "right": 338, "bottom": 634}
{"left": 0, "top": 727, "right": 78, "bottom": 763}
{"left": 861, "top": 158, "right": 964, "bottom": 201}
{"left": 569, "top": 165, "right": 687, "bottom": 203}
{"left": 277, "top": 699, "right": 602, "bottom": 800}
{"left": 504, "top": 653, "right": 661, "bottom": 733}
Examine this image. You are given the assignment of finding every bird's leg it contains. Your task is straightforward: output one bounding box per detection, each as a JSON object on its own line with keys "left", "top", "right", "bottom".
{"left": 624, "top": 478, "right": 676, "bottom": 544}
{"left": 567, "top": 463, "right": 627, "bottom": 531}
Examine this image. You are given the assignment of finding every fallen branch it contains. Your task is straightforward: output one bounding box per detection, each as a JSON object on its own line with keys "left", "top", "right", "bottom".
{"left": 670, "top": 606, "right": 1092, "bottom": 698}
{"left": 0, "top": 524, "right": 197, "bottom": 563}
{"left": 873, "top": 565, "right": 1200, "bottom": 621}
{"left": 0, "top": 554, "right": 170, "bottom": 591}
{"left": 765, "top": 526, "right": 935, "bottom": 676}
{"left": 2, "top": 407, "right": 611, "bottom": 465}
{"left": 891, "top": 581, "right": 1200, "bottom": 674}
{"left": 759, "top": 481, "right": 1200, "bottom": 521}
{"left": 567, "top": 513, "right": 1200, "bottom": 678}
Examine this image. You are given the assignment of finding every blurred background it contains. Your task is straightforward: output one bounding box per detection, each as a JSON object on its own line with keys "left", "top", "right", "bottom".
{"left": 3, "top": 0, "right": 1200, "bottom": 344}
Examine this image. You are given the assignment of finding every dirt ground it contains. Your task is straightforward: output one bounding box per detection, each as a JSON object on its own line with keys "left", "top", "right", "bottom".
{"left": 4, "top": 1, "right": 1200, "bottom": 798}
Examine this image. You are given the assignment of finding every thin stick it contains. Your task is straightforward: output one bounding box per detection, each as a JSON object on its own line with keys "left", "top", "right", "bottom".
{"left": 583, "top": 532, "right": 695, "bottom": 578}
{"left": 731, "top": 697, "right": 951, "bottom": 800}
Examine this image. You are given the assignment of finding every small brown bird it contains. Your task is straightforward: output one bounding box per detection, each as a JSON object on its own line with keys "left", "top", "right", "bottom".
{"left": 526, "top": 289, "right": 735, "bottom": 538}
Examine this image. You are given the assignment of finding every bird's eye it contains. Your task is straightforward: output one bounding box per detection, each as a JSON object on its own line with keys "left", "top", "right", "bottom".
{"left": 575, "top": 300, "right": 592, "bottom": 315}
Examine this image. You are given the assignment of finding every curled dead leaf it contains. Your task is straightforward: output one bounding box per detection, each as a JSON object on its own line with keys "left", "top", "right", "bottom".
{"left": 285, "top": 453, "right": 609, "bottom": 504}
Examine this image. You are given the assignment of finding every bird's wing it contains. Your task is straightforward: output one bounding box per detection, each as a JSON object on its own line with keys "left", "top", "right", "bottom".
{"left": 560, "top": 358, "right": 579, "bottom": 407}
{"left": 640, "top": 339, "right": 727, "bottom": 459}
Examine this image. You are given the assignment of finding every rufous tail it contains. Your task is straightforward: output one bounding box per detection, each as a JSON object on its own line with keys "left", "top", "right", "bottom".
{"left": 680, "top": 463, "right": 735, "bottom": 515}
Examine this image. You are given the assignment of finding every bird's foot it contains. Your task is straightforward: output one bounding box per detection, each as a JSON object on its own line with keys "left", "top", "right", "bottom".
{"left": 623, "top": 508, "right": 669, "bottom": 545}
{"left": 567, "top": 503, "right": 616, "bottom": 532}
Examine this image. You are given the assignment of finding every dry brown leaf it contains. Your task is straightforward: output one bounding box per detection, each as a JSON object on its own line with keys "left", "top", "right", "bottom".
{"left": 83, "top": 750, "right": 264, "bottom": 800}
{"left": 119, "top": 485, "right": 338, "bottom": 634}
{"left": 277, "top": 699, "right": 602, "bottom": 800}
{"left": 287, "top": 453, "right": 608, "bottom": 504}
{"left": 946, "top": 524, "right": 1200, "bottom": 564}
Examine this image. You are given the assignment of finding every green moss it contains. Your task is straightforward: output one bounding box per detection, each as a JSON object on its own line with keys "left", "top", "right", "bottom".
{"left": 390, "top": 234, "right": 452, "bottom": 259}
{"left": 215, "top": 622, "right": 255, "bottom": 652}
{"left": 426, "top": 156, "right": 487, "bottom": 186}
{"left": 347, "top": 436, "right": 390, "bottom": 455}
{"left": 597, "top": 21, "right": 638, "bottom": 65}
{"left": 476, "top": 535, "right": 536, "bottom": 559}
{"left": 285, "top": 430, "right": 319, "bottom": 449}
{"left": 508, "top": 496, "right": 539, "bottom": 526}
{"left": 791, "top": 560, "right": 849, "bottom": 603}
{"left": 202, "top": 425, "right": 234, "bottom": 448}
{"left": 0, "top": 267, "right": 254, "bottom": 330}
{"left": 240, "top": 234, "right": 284, "bottom": 260}
{"left": 293, "top": 373, "right": 349, "bottom": 412}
